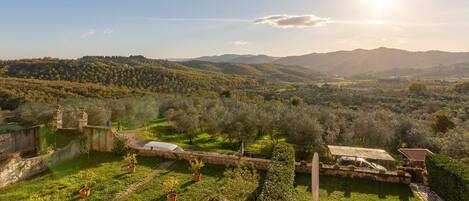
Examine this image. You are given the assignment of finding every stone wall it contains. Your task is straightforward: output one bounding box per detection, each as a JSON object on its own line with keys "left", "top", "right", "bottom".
{"left": 0, "top": 140, "right": 81, "bottom": 188}
{"left": 0, "top": 126, "right": 40, "bottom": 160}
{"left": 82, "top": 126, "right": 115, "bottom": 152}
{"left": 135, "top": 148, "right": 411, "bottom": 184}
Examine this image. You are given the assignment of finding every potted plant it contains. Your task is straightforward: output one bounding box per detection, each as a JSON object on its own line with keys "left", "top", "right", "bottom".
{"left": 78, "top": 170, "right": 97, "bottom": 199}
{"left": 123, "top": 153, "right": 138, "bottom": 173}
{"left": 164, "top": 178, "right": 179, "bottom": 201}
{"left": 189, "top": 158, "right": 205, "bottom": 182}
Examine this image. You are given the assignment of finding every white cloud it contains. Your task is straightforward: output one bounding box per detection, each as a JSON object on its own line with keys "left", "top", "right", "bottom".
{"left": 231, "top": 40, "right": 248, "bottom": 46}
{"left": 255, "top": 14, "right": 330, "bottom": 28}
{"left": 81, "top": 29, "right": 96, "bottom": 38}
{"left": 103, "top": 28, "right": 114, "bottom": 35}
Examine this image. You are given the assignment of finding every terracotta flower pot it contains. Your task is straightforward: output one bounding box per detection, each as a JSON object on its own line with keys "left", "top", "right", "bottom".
{"left": 79, "top": 188, "right": 91, "bottom": 198}
{"left": 192, "top": 173, "right": 201, "bottom": 182}
{"left": 128, "top": 165, "right": 136, "bottom": 173}
{"left": 167, "top": 193, "right": 177, "bottom": 201}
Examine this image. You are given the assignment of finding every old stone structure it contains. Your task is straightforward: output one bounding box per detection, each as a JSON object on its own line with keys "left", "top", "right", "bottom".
{"left": 77, "top": 107, "right": 88, "bottom": 132}
{"left": 50, "top": 105, "right": 63, "bottom": 129}
{"left": 82, "top": 126, "right": 115, "bottom": 152}
{"left": 0, "top": 140, "right": 81, "bottom": 188}
{"left": 0, "top": 126, "right": 40, "bottom": 160}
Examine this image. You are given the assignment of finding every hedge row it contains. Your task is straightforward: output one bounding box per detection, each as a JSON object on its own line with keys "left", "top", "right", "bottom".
{"left": 257, "top": 143, "right": 296, "bottom": 201}
{"left": 426, "top": 154, "right": 469, "bottom": 201}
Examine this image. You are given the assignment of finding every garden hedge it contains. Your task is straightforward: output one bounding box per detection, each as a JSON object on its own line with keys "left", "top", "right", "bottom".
{"left": 425, "top": 154, "right": 469, "bottom": 201}
{"left": 257, "top": 143, "right": 295, "bottom": 201}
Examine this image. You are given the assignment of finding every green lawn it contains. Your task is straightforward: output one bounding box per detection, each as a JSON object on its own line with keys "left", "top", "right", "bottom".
{"left": 0, "top": 152, "right": 164, "bottom": 201}
{"left": 0, "top": 152, "right": 420, "bottom": 201}
{"left": 295, "top": 174, "right": 420, "bottom": 201}
{"left": 135, "top": 118, "right": 283, "bottom": 158}
{"left": 127, "top": 161, "right": 259, "bottom": 201}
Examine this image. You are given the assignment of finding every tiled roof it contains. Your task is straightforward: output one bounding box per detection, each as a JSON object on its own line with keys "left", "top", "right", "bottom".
{"left": 398, "top": 148, "right": 433, "bottom": 162}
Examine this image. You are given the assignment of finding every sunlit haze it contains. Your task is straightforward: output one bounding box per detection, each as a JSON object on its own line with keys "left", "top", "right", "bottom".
{"left": 1, "top": 0, "right": 469, "bottom": 59}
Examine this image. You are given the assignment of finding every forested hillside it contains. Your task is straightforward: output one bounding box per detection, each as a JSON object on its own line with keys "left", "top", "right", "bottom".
{"left": 0, "top": 77, "right": 153, "bottom": 110}
{"left": 0, "top": 57, "right": 259, "bottom": 94}
{"left": 181, "top": 60, "right": 323, "bottom": 82}
{"left": 366, "top": 62, "right": 469, "bottom": 78}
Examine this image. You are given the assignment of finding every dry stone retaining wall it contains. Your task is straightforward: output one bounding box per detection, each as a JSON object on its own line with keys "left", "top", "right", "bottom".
{"left": 0, "top": 140, "right": 81, "bottom": 188}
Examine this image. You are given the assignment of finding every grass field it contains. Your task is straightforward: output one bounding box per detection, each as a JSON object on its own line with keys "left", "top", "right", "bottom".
{"left": 135, "top": 118, "right": 283, "bottom": 158}
{"left": 0, "top": 153, "right": 164, "bottom": 201}
{"left": 0, "top": 152, "right": 420, "bottom": 201}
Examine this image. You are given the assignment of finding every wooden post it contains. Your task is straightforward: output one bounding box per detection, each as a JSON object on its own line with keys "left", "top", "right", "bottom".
{"left": 312, "top": 152, "right": 319, "bottom": 201}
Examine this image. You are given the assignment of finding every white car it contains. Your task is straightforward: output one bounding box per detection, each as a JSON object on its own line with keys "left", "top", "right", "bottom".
{"left": 337, "top": 156, "right": 387, "bottom": 171}
{"left": 143, "top": 141, "right": 184, "bottom": 152}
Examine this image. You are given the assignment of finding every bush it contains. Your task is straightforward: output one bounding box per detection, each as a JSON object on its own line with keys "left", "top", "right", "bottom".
{"left": 257, "top": 143, "right": 295, "bottom": 201}
{"left": 426, "top": 154, "right": 469, "bottom": 201}
{"left": 112, "top": 136, "right": 130, "bottom": 155}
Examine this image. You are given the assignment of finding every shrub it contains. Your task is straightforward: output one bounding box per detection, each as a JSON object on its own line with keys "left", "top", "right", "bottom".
{"left": 222, "top": 163, "right": 260, "bottom": 200}
{"left": 426, "top": 154, "right": 469, "bottom": 201}
{"left": 77, "top": 170, "right": 97, "bottom": 190}
{"left": 112, "top": 136, "right": 130, "bottom": 155}
{"left": 123, "top": 153, "right": 138, "bottom": 167}
{"left": 189, "top": 158, "right": 205, "bottom": 174}
{"left": 163, "top": 178, "right": 179, "bottom": 194}
{"left": 257, "top": 143, "right": 295, "bottom": 201}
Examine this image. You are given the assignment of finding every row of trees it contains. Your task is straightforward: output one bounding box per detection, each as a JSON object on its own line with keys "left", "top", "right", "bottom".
{"left": 160, "top": 96, "right": 468, "bottom": 160}
{"left": 8, "top": 95, "right": 468, "bottom": 161}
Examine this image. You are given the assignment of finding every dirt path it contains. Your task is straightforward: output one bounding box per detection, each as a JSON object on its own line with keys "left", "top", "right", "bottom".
{"left": 410, "top": 183, "right": 444, "bottom": 201}
{"left": 109, "top": 160, "right": 175, "bottom": 201}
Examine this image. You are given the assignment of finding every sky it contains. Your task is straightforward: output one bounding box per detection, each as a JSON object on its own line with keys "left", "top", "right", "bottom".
{"left": 1, "top": 0, "right": 469, "bottom": 59}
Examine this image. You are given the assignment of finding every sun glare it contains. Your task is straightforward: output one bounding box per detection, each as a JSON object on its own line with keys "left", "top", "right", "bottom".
{"left": 368, "top": 0, "right": 395, "bottom": 14}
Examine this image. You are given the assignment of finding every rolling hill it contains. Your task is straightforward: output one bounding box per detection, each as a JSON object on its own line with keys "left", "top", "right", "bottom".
{"left": 274, "top": 47, "right": 469, "bottom": 76}
{"left": 188, "top": 48, "right": 469, "bottom": 76}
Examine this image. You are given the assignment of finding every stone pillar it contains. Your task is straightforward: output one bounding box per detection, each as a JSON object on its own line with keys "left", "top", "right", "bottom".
{"left": 50, "top": 105, "right": 63, "bottom": 129}
{"left": 77, "top": 107, "right": 88, "bottom": 132}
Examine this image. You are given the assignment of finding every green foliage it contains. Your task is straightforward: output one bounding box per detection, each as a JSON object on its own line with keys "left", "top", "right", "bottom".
{"left": 163, "top": 178, "right": 179, "bottom": 194}
{"left": 0, "top": 77, "right": 152, "bottom": 110}
{"left": 453, "top": 81, "right": 469, "bottom": 93}
{"left": 431, "top": 111, "right": 455, "bottom": 134}
{"left": 77, "top": 170, "right": 97, "bottom": 190}
{"left": 426, "top": 154, "right": 469, "bottom": 201}
{"left": 257, "top": 143, "right": 296, "bottom": 201}
{"left": 222, "top": 163, "right": 260, "bottom": 201}
{"left": 123, "top": 153, "right": 138, "bottom": 166}
{"left": 189, "top": 158, "right": 205, "bottom": 174}
{"left": 0, "top": 57, "right": 258, "bottom": 96}
{"left": 408, "top": 82, "right": 426, "bottom": 95}
{"left": 112, "top": 136, "right": 130, "bottom": 155}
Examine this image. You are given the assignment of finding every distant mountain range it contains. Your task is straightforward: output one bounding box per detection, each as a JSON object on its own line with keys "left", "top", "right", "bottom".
{"left": 193, "top": 54, "right": 278, "bottom": 64}
{"left": 190, "top": 47, "right": 469, "bottom": 76}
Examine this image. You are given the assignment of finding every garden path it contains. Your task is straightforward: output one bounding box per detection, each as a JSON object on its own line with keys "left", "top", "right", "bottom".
{"left": 409, "top": 183, "right": 444, "bottom": 201}
{"left": 109, "top": 160, "right": 175, "bottom": 201}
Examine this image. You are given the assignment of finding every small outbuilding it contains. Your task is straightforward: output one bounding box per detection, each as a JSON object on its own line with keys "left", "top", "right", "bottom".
{"left": 398, "top": 148, "right": 433, "bottom": 168}
{"left": 328, "top": 145, "right": 395, "bottom": 161}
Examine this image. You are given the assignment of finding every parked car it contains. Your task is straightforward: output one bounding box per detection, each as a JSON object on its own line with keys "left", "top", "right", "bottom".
{"left": 143, "top": 141, "right": 185, "bottom": 152}
{"left": 336, "top": 156, "right": 387, "bottom": 171}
